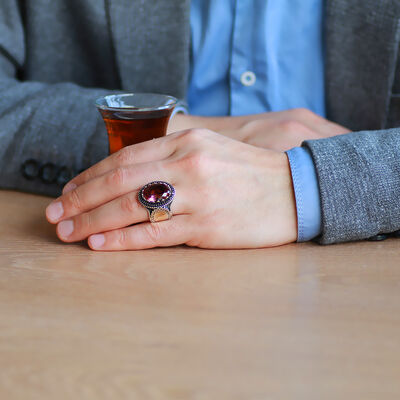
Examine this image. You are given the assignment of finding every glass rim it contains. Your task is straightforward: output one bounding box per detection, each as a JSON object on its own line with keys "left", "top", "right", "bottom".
{"left": 95, "top": 93, "right": 178, "bottom": 112}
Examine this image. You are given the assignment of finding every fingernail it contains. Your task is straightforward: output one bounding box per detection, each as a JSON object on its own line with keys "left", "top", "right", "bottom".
{"left": 89, "top": 234, "right": 105, "bottom": 249}
{"left": 63, "top": 182, "right": 77, "bottom": 194}
{"left": 58, "top": 220, "right": 74, "bottom": 239}
{"left": 46, "top": 201, "right": 64, "bottom": 222}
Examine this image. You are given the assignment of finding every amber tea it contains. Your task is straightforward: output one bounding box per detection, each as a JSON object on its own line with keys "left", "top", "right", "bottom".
{"left": 96, "top": 94, "right": 177, "bottom": 154}
{"left": 99, "top": 108, "right": 172, "bottom": 154}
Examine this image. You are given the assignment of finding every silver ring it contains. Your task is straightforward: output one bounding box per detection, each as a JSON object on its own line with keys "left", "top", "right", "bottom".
{"left": 138, "top": 181, "right": 175, "bottom": 223}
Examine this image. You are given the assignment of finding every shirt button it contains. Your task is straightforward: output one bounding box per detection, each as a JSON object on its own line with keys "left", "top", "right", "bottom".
{"left": 240, "top": 71, "right": 256, "bottom": 87}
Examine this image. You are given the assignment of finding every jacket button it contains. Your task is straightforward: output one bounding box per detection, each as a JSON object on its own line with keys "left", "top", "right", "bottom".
{"left": 367, "top": 234, "right": 388, "bottom": 241}
{"left": 39, "top": 163, "right": 58, "bottom": 184}
{"left": 21, "top": 159, "right": 40, "bottom": 180}
{"left": 56, "top": 166, "right": 75, "bottom": 186}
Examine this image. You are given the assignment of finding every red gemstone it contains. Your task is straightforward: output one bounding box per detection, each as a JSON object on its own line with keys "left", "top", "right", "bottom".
{"left": 142, "top": 183, "right": 171, "bottom": 203}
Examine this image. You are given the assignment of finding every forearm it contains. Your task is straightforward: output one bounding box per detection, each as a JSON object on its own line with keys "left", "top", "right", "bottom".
{"left": 0, "top": 0, "right": 121, "bottom": 197}
{"left": 0, "top": 77, "right": 119, "bottom": 197}
{"left": 303, "top": 128, "right": 400, "bottom": 244}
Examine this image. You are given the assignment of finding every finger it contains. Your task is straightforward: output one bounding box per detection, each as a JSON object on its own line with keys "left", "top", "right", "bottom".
{"left": 46, "top": 161, "right": 171, "bottom": 223}
{"left": 55, "top": 186, "right": 189, "bottom": 242}
{"left": 291, "top": 110, "right": 351, "bottom": 137}
{"left": 316, "top": 120, "right": 351, "bottom": 137}
{"left": 63, "top": 132, "right": 180, "bottom": 193}
{"left": 87, "top": 215, "right": 194, "bottom": 251}
{"left": 281, "top": 108, "right": 351, "bottom": 137}
{"left": 251, "top": 122, "right": 319, "bottom": 152}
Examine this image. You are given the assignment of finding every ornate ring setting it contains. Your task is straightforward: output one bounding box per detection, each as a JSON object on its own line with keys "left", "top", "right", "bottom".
{"left": 138, "top": 181, "right": 175, "bottom": 223}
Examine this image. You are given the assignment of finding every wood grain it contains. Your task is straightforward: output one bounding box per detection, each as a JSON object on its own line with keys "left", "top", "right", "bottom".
{"left": 0, "top": 190, "right": 400, "bottom": 399}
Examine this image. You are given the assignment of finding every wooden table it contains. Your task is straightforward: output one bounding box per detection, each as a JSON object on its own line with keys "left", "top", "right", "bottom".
{"left": 0, "top": 190, "right": 399, "bottom": 399}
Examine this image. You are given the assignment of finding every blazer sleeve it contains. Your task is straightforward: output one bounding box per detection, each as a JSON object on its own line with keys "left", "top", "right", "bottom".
{"left": 303, "top": 128, "right": 400, "bottom": 244}
{"left": 0, "top": 1, "right": 118, "bottom": 197}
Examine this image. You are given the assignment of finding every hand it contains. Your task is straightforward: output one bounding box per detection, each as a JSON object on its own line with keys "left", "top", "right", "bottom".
{"left": 169, "top": 108, "right": 350, "bottom": 152}
{"left": 45, "top": 129, "right": 298, "bottom": 250}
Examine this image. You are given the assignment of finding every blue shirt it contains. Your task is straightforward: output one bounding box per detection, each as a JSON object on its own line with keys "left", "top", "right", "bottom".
{"left": 189, "top": 0, "right": 324, "bottom": 241}
{"left": 189, "top": 0, "right": 326, "bottom": 117}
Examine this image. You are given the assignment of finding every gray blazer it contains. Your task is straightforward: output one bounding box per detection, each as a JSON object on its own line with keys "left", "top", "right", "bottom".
{"left": 0, "top": 0, "right": 399, "bottom": 244}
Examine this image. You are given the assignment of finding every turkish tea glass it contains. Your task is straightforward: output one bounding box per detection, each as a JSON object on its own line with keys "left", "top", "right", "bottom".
{"left": 95, "top": 93, "right": 177, "bottom": 154}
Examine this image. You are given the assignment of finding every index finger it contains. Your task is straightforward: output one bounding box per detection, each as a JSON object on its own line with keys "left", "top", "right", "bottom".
{"left": 63, "top": 132, "right": 180, "bottom": 194}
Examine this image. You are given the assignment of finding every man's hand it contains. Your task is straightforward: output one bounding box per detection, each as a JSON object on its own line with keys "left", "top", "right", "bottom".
{"left": 169, "top": 108, "right": 350, "bottom": 152}
{"left": 45, "top": 129, "right": 297, "bottom": 250}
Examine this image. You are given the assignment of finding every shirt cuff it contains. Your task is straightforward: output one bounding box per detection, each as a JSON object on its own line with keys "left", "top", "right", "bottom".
{"left": 286, "top": 147, "right": 322, "bottom": 242}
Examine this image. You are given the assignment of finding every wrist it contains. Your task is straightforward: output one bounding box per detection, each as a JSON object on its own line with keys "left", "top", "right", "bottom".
{"left": 255, "top": 149, "right": 298, "bottom": 245}
{"left": 278, "top": 152, "right": 298, "bottom": 243}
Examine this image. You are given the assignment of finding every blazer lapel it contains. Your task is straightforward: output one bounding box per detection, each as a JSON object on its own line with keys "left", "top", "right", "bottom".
{"left": 105, "top": 0, "right": 190, "bottom": 99}
{"left": 325, "top": 0, "right": 400, "bottom": 131}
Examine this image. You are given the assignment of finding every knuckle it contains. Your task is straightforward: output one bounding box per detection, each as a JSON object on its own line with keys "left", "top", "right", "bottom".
{"left": 67, "top": 188, "right": 83, "bottom": 211}
{"left": 106, "top": 167, "right": 127, "bottom": 187}
{"left": 180, "top": 128, "right": 208, "bottom": 144}
{"left": 115, "top": 229, "right": 128, "bottom": 248}
{"left": 279, "top": 120, "right": 305, "bottom": 134}
{"left": 120, "top": 194, "right": 138, "bottom": 214}
{"left": 144, "top": 223, "right": 164, "bottom": 245}
{"left": 74, "top": 212, "right": 92, "bottom": 235}
{"left": 180, "top": 150, "right": 209, "bottom": 175}
{"left": 115, "top": 147, "right": 133, "bottom": 165}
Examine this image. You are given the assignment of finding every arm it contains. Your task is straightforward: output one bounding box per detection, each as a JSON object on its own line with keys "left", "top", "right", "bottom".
{"left": 0, "top": 1, "right": 117, "bottom": 197}
{"left": 169, "top": 108, "right": 350, "bottom": 152}
{"left": 44, "top": 127, "right": 400, "bottom": 250}
{"left": 304, "top": 128, "right": 400, "bottom": 244}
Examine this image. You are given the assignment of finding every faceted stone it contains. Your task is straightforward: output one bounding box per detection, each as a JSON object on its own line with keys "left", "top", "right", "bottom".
{"left": 143, "top": 183, "right": 171, "bottom": 203}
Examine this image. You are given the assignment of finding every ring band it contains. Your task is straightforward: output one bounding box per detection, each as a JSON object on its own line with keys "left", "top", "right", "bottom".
{"left": 138, "top": 181, "right": 175, "bottom": 223}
